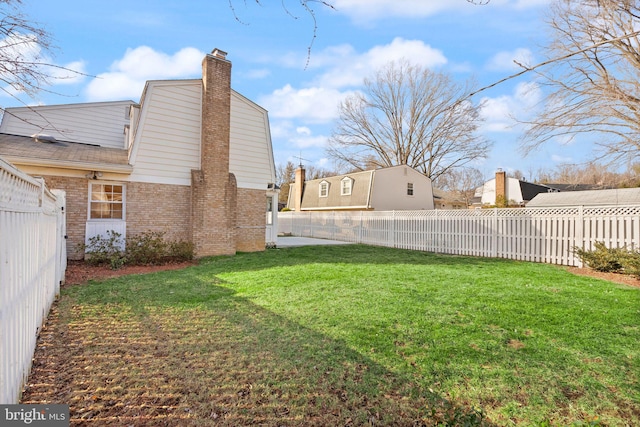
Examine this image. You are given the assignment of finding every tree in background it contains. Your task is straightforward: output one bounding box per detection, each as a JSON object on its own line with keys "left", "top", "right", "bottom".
{"left": 433, "top": 167, "right": 484, "bottom": 207}
{"left": 521, "top": 0, "right": 640, "bottom": 164}
{"left": 536, "top": 162, "right": 640, "bottom": 188}
{"left": 327, "top": 60, "right": 490, "bottom": 181}
{"left": 0, "top": 0, "right": 86, "bottom": 112}
{"left": 275, "top": 160, "right": 337, "bottom": 205}
{"left": 1, "top": 0, "right": 56, "bottom": 99}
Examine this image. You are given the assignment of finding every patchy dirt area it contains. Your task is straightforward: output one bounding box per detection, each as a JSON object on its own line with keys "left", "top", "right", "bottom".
{"left": 64, "top": 260, "right": 198, "bottom": 286}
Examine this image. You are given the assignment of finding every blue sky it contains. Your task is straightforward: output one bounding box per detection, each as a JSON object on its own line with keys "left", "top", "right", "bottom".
{"left": 6, "top": 0, "right": 594, "bottom": 181}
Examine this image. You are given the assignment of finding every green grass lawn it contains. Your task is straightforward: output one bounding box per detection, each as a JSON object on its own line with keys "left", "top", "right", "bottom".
{"left": 27, "top": 245, "right": 639, "bottom": 426}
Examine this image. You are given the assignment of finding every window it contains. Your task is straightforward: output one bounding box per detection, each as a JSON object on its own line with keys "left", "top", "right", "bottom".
{"left": 319, "top": 181, "right": 329, "bottom": 197}
{"left": 341, "top": 177, "right": 352, "bottom": 196}
{"left": 407, "top": 182, "right": 414, "bottom": 196}
{"left": 89, "top": 183, "right": 125, "bottom": 219}
{"left": 266, "top": 196, "right": 274, "bottom": 225}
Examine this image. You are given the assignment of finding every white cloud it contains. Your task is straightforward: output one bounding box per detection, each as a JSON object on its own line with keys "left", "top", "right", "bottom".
{"left": 260, "top": 38, "right": 447, "bottom": 130}
{"left": 270, "top": 120, "right": 329, "bottom": 153}
{"left": 332, "top": 0, "right": 458, "bottom": 22}
{"left": 85, "top": 46, "right": 204, "bottom": 101}
{"left": 332, "top": 0, "right": 549, "bottom": 22}
{"left": 480, "top": 81, "right": 541, "bottom": 132}
{"left": 50, "top": 60, "right": 87, "bottom": 85}
{"left": 242, "top": 68, "right": 271, "bottom": 79}
{"left": 551, "top": 154, "right": 573, "bottom": 163}
{"left": 296, "top": 126, "right": 312, "bottom": 136}
{"left": 315, "top": 38, "right": 447, "bottom": 89}
{"left": 486, "top": 48, "right": 534, "bottom": 72}
{"left": 260, "top": 84, "right": 355, "bottom": 123}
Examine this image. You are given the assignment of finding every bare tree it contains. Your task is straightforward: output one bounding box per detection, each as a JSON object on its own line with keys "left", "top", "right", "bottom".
{"left": 520, "top": 0, "right": 640, "bottom": 164}
{"left": 536, "top": 161, "right": 640, "bottom": 188}
{"left": 327, "top": 60, "right": 490, "bottom": 181}
{"left": 434, "top": 166, "right": 484, "bottom": 206}
{"left": 0, "top": 0, "right": 59, "bottom": 99}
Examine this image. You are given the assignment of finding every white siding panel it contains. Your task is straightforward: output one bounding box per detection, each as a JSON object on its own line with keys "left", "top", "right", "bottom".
{"left": 229, "top": 92, "right": 275, "bottom": 190}
{"left": 0, "top": 101, "right": 133, "bottom": 148}
{"left": 129, "top": 82, "right": 201, "bottom": 185}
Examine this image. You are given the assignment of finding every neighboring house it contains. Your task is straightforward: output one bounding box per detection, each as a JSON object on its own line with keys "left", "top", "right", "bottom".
{"left": 287, "top": 165, "right": 435, "bottom": 211}
{"left": 0, "top": 48, "right": 278, "bottom": 260}
{"left": 527, "top": 187, "right": 640, "bottom": 207}
{"left": 432, "top": 188, "right": 468, "bottom": 209}
{"left": 472, "top": 170, "right": 561, "bottom": 207}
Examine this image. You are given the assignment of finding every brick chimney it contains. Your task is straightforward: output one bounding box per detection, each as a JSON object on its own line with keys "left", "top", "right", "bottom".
{"left": 191, "top": 48, "right": 237, "bottom": 257}
{"left": 294, "top": 166, "right": 306, "bottom": 212}
{"left": 495, "top": 168, "right": 506, "bottom": 204}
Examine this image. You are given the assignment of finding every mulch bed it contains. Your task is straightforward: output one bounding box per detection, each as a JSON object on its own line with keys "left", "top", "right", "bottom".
{"left": 63, "top": 260, "right": 198, "bottom": 286}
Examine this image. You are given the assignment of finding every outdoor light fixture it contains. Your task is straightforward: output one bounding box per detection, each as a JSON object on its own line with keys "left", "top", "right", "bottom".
{"left": 85, "top": 171, "right": 103, "bottom": 180}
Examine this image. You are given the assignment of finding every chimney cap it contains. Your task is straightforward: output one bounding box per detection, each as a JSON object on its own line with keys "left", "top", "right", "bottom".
{"left": 211, "top": 48, "right": 228, "bottom": 59}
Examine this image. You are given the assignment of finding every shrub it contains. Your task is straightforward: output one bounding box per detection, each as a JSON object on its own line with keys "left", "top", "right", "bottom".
{"left": 574, "top": 241, "right": 632, "bottom": 274}
{"left": 82, "top": 230, "right": 126, "bottom": 270}
{"left": 620, "top": 250, "right": 640, "bottom": 278}
{"left": 125, "top": 231, "right": 168, "bottom": 265}
{"left": 168, "top": 240, "right": 195, "bottom": 262}
{"left": 81, "top": 230, "right": 194, "bottom": 269}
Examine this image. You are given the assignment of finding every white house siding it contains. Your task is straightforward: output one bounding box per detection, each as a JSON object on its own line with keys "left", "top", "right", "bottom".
{"left": 0, "top": 101, "right": 134, "bottom": 149}
{"left": 128, "top": 81, "right": 201, "bottom": 186}
{"left": 370, "top": 166, "right": 434, "bottom": 210}
{"left": 480, "top": 178, "right": 524, "bottom": 205}
{"left": 229, "top": 91, "right": 276, "bottom": 190}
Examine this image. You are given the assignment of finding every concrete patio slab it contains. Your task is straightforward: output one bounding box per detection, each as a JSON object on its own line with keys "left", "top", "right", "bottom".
{"left": 276, "top": 236, "right": 354, "bottom": 248}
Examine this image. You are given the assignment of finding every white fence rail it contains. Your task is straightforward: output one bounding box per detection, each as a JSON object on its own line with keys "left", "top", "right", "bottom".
{"left": 0, "top": 158, "right": 66, "bottom": 404}
{"left": 279, "top": 206, "right": 640, "bottom": 266}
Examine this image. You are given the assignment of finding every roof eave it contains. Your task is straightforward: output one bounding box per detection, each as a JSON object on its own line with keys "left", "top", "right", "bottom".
{"left": 5, "top": 156, "right": 134, "bottom": 174}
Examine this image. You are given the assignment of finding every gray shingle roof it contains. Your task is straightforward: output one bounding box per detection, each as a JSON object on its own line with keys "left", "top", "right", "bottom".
{"left": 527, "top": 187, "right": 640, "bottom": 207}
{"left": 0, "top": 133, "right": 132, "bottom": 173}
{"left": 301, "top": 170, "right": 374, "bottom": 210}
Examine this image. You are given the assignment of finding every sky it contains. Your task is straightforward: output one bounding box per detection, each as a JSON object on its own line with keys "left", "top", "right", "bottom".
{"left": 4, "top": 0, "right": 598, "bottom": 181}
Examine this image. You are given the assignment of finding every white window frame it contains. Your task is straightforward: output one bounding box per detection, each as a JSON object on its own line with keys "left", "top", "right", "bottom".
{"left": 319, "top": 180, "right": 329, "bottom": 198}
{"left": 87, "top": 182, "right": 126, "bottom": 221}
{"left": 340, "top": 177, "right": 353, "bottom": 196}
{"left": 407, "top": 182, "right": 414, "bottom": 196}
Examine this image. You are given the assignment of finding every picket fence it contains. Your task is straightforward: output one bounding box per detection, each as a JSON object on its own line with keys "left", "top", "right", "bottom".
{"left": 279, "top": 205, "right": 640, "bottom": 267}
{"left": 0, "top": 158, "right": 67, "bottom": 404}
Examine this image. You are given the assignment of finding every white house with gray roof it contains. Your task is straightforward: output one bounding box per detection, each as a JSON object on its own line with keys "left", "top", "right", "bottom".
{"left": 287, "top": 165, "right": 434, "bottom": 211}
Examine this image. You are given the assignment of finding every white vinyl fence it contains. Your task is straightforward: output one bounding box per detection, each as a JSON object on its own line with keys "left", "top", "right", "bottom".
{"left": 0, "top": 158, "right": 67, "bottom": 404}
{"left": 279, "top": 206, "right": 640, "bottom": 267}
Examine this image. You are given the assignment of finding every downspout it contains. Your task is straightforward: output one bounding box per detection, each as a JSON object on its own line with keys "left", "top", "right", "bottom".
{"left": 366, "top": 170, "right": 374, "bottom": 209}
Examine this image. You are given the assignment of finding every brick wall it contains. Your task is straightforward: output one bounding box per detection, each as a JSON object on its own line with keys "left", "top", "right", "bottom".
{"left": 42, "top": 176, "right": 193, "bottom": 260}
{"left": 126, "top": 181, "right": 191, "bottom": 242}
{"left": 236, "top": 188, "right": 267, "bottom": 252}
{"left": 43, "top": 176, "right": 88, "bottom": 260}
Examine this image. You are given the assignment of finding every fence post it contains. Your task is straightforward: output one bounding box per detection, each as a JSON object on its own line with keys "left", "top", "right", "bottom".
{"left": 575, "top": 205, "right": 584, "bottom": 267}
{"left": 492, "top": 208, "right": 498, "bottom": 258}
{"left": 392, "top": 210, "right": 396, "bottom": 248}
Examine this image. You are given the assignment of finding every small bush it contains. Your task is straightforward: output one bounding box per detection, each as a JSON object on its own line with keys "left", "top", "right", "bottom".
{"left": 82, "top": 230, "right": 125, "bottom": 269}
{"left": 574, "top": 241, "right": 640, "bottom": 277}
{"left": 620, "top": 250, "right": 640, "bottom": 278}
{"left": 126, "top": 231, "right": 168, "bottom": 265}
{"left": 81, "top": 230, "right": 194, "bottom": 269}
{"left": 168, "top": 240, "right": 195, "bottom": 262}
